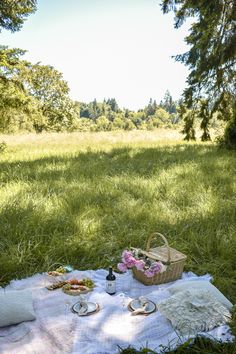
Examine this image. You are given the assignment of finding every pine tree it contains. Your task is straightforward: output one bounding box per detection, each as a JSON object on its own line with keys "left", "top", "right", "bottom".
{"left": 0, "top": 0, "right": 37, "bottom": 32}
{"left": 161, "top": 0, "right": 236, "bottom": 146}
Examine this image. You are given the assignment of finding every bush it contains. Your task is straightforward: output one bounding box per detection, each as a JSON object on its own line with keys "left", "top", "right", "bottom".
{"left": 218, "top": 112, "right": 236, "bottom": 149}
{"left": 71, "top": 118, "right": 95, "bottom": 132}
{"left": 95, "top": 116, "right": 111, "bottom": 131}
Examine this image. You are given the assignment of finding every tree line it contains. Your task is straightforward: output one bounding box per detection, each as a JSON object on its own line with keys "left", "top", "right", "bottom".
{"left": 0, "top": 0, "right": 235, "bottom": 147}
{"left": 0, "top": 45, "right": 181, "bottom": 133}
{"left": 0, "top": 46, "right": 224, "bottom": 138}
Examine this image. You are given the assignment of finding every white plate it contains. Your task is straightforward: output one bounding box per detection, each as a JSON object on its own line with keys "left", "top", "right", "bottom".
{"left": 72, "top": 302, "right": 98, "bottom": 316}
{"left": 130, "top": 299, "right": 156, "bottom": 314}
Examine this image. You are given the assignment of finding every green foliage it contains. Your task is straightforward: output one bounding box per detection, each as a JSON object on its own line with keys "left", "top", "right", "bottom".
{"left": 199, "top": 100, "right": 211, "bottom": 142}
{"left": 79, "top": 99, "right": 103, "bottom": 120}
{"left": 0, "top": 132, "right": 235, "bottom": 353}
{"left": 179, "top": 105, "right": 196, "bottom": 141}
{"left": 0, "top": 46, "right": 80, "bottom": 132}
{"left": 76, "top": 96, "right": 180, "bottom": 133}
{"left": 218, "top": 111, "right": 236, "bottom": 149}
{"left": 71, "top": 118, "right": 95, "bottom": 132}
{"left": 124, "top": 119, "right": 136, "bottom": 131}
{"left": 24, "top": 63, "right": 80, "bottom": 130}
{"left": 1, "top": 43, "right": 230, "bottom": 139}
{"left": 155, "top": 107, "right": 171, "bottom": 125}
{"left": 0, "top": 46, "right": 181, "bottom": 133}
{"left": 160, "top": 90, "right": 177, "bottom": 114}
{"left": 0, "top": 46, "right": 43, "bottom": 132}
{"left": 0, "top": 46, "right": 30, "bottom": 109}
{"left": 106, "top": 98, "right": 120, "bottom": 113}
{"left": 111, "top": 115, "right": 125, "bottom": 130}
{"left": 119, "top": 337, "right": 236, "bottom": 354}
{"left": 95, "top": 115, "right": 111, "bottom": 131}
{"left": 161, "top": 0, "right": 236, "bottom": 147}
{"left": 0, "top": 0, "right": 37, "bottom": 33}
{"left": 145, "top": 98, "right": 157, "bottom": 116}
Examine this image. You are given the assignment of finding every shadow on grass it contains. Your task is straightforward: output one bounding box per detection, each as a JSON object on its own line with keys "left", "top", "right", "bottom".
{"left": 0, "top": 144, "right": 235, "bottom": 302}
{"left": 0, "top": 144, "right": 235, "bottom": 183}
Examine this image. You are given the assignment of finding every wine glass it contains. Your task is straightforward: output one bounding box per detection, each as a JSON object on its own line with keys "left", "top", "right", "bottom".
{"left": 64, "top": 297, "right": 73, "bottom": 320}
{"left": 118, "top": 292, "right": 127, "bottom": 312}
{"left": 118, "top": 270, "right": 132, "bottom": 312}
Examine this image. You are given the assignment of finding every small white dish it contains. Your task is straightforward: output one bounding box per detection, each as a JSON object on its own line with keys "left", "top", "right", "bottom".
{"left": 72, "top": 301, "right": 99, "bottom": 316}
{"left": 129, "top": 299, "right": 156, "bottom": 314}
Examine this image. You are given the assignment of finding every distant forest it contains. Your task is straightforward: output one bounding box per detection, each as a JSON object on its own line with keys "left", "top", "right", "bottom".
{"left": 0, "top": 46, "right": 182, "bottom": 134}
{"left": 1, "top": 0, "right": 235, "bottom": 148}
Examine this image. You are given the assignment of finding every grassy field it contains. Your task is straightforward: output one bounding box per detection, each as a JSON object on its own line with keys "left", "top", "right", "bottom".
{"left": 0, "top": 130, "right": 235, "bottom": 353}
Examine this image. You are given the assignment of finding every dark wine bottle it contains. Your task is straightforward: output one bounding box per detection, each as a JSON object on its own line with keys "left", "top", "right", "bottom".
{"left": 106, "top": 266, "right": 116, "bottom": 295}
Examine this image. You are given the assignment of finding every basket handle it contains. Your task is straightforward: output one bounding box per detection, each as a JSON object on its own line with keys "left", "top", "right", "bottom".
{"left": 146, "top": 232, "right": 171, "bottom": 263}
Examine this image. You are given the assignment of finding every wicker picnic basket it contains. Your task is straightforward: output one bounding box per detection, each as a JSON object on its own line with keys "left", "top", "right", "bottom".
{"left": 132, "top": 232, "right": 187, "bottom": 285}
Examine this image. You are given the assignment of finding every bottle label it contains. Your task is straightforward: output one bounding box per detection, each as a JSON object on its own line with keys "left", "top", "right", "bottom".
{"left": 106, "top": 280, "right": 116, "bottom": 294}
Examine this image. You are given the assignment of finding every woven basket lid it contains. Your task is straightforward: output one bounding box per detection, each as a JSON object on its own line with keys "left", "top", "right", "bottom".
{"left": 148, "top": 246, "right": 187, "bottom": 263}
{"left": 143, "top": 232, "right": 187, "bottom": 263}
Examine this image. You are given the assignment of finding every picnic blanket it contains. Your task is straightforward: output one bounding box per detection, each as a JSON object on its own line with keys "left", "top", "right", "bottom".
{"left": 0, "top": 270, "right": 234, "bottom": 354}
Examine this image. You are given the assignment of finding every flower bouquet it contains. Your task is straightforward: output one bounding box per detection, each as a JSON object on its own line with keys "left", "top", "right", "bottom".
{"left": 117, "top": 233, "right": 187, "bottom": 285}
{"left": 118, "top": 249, "right": 167, "bottom": 279}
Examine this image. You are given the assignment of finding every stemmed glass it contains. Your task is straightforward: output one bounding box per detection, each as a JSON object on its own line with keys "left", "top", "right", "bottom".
{"left": 119, "top": 270, "right": 132, "bottom": 311}
{"left": 64, "top": 297, "right": 73, "bottom": 320}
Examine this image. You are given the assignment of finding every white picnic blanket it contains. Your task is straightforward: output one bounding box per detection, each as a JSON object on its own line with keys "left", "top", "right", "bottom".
{"left": 0, "top": 270, "right": 234, "bottom": 354}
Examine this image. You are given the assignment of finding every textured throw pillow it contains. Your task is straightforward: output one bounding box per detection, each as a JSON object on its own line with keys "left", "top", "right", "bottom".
{"left": 157, "top": 288, "right": 231, "bottom": 336}
{"left": 168, "top": 280, "right": 233, "bottom": 310}
{"left": 0, "top": 290, "right": 36, "bottom": 327}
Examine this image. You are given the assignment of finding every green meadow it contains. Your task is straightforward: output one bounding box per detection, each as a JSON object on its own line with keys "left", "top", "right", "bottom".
{"left": 0, "top": 130, "right": 235, "bottom": 353}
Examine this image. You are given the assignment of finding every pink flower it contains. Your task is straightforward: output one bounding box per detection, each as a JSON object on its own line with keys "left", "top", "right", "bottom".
{"left": 117, "top": 262, "right": 127, "bottom": 272}
{"left": 121, "top": 250, "right": 137, "bottom": 268}
{"left": 134, "top": 259, "right": 145, "bottom": 270}
{"left": 125, "top": 257, "right": 136, "bottom": 268}
{"left": 144, "top": 269, "right": 155, "bottom": 278}
{"left": 122, "top": 250, "right": 133, "bottom": 263}
{"left": 150, "top": 262, "right": 162, "bottom": 273}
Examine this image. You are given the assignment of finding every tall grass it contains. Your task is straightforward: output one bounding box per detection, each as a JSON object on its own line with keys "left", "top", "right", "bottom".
{"left": 0, "top": 130, "right": 235, "bottom": 353}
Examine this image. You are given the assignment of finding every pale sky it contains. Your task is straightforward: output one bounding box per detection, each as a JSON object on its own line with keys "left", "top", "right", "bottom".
{"left": 1, "top": 0, "right": 191, "bottom": 110}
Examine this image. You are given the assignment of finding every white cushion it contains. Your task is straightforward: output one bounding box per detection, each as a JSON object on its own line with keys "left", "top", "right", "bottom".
{"left": 158, "top": 288, "right": 231, "bottom": 336}
{"left": 0, "top": 290, "right": 36, "bottom": 327}
{"left": 168, "top": 280, "right": 233, "bottom": 310}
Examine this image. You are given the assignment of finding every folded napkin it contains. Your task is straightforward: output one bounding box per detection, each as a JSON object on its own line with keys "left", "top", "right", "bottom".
{"left": 131, "top": 296, "right": 150, "bottom": 316}
{"left": 77, "top": 301, "right": 88, "bottom": 315}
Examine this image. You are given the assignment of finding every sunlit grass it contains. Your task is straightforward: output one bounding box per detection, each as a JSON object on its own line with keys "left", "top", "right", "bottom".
{"left": 0, "top": 130, "right": 235, "bottom": 353}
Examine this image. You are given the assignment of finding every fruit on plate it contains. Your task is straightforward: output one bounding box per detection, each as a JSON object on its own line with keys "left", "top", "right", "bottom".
{"left": 62, "top": 278, "right": 95, "bottom": 295}
{"left": 45, "top": 277, "right": 95, "bottom": 293}
{"left": 83, "top": 278, "right": 94, "bottom": 288}
{"left": 63, "top": 283, "right": 89, "bottom": 291}
{"left": 46, "top": 281, "right": 67, "bottom": 290}
{"left": 68, "top": 278, "right": 95, "bottom": 289}
{"left": 68, "top": 279, "right": 84, "bottom": 285}
{"left": 55, "top": 266, "right": 66, "bottom": 274}
{"left": 48, "top": 266, "right": 67, "bottom": 276}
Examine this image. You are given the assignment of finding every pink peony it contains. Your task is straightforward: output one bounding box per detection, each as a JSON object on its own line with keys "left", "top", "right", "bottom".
{"left": 126, "top": 258, "right": 136, "bottom": 268}
{"left": 122, "top": 250, "right": 133, "bottom": 263}
{"left": 134, "top": 259, "right": 145, "bottom": 270}
{"left": 144, "top": 269, "right": 155, "bottom": 278}
{"left": 150, "top": 262, "right": 162, "bottom": 273}
{"left": 117, "top": 262, "right": 127, "bottom": 272}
